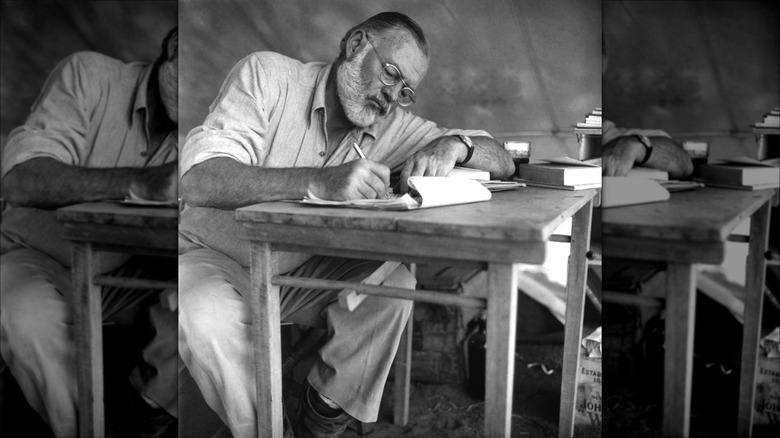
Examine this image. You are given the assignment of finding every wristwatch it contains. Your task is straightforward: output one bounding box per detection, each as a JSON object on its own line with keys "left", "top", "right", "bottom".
{"left": 633, "top": 134, "right": 653, "bottom": 165}
{"left": 455, "top": 134, "right": 475, "bottom": 165}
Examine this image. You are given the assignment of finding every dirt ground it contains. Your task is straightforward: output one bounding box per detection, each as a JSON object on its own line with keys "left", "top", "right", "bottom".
{"left": 340, "top": 343, "right": 564, "bottom": 438}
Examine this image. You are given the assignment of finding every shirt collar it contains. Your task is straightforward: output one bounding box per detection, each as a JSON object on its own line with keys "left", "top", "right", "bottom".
{"left": 132, "top": 63, "right": 155, "bottom": 115}
{"left": 313, "top": 63, "right": 382, "bottom": 141}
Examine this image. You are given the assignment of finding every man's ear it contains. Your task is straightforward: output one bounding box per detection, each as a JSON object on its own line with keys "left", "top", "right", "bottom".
{"left": 344, "top": 29, "right": 366, "bottom": 61}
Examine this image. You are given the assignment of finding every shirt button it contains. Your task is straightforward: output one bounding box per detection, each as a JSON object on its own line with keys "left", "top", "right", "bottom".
{"left": 318, "top": 151, "right": 326, "bottom": 157}
{"left": 141, "top": 151, "right": 148, "bottom": 157}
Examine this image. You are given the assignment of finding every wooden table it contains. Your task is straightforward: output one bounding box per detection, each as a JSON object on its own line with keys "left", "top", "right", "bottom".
{"left": 602, "top": 187, "right": 778, "bottom": 437}
{"left": 57, "top": 202, "right": 178, "bottom": 437}
{"left": 235, "top": 187, "right": 598, "bottom": 438}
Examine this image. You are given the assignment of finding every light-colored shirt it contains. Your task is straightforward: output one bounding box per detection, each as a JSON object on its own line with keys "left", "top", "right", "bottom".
{"left": 179, "top": 51, "right": 491, "bottom": 269}
{"left": 602, "top": 119, "right": 671, "bottom": 145}
{"left": 1, "top": 52, "right": 178, "bottom": 268}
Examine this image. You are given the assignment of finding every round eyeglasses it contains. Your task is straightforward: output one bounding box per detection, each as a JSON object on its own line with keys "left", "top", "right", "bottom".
{"left": 366, "top": 36, "right": 416, "bottom": 107}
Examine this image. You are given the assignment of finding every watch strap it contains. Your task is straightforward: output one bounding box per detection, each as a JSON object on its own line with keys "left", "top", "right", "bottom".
{"left": 634, "top": 135, "right": 653, "bottom": 165}
{"left": 456, "top": 134, "right": 475, "bottom": 165}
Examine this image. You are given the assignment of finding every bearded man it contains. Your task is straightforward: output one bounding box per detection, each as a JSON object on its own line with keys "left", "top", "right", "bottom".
{"left": 178, "top": 12, "right": 514, "bottom": 437}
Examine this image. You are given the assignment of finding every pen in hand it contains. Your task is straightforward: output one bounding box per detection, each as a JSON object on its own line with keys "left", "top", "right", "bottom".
{"left": 352, "top": 141, "right": 367, "bottom": 160}
{"left": 352, "top": 142, "right": 390, "bottom": 199}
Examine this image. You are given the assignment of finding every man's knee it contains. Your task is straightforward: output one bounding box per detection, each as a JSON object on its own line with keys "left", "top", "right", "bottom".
{"left": 178, "top": 254, "right": 249, "bottom": 348}
{"left": 1, "top": 275, "right": 66, "bottom": 347}
{"left": 377, "top": 265, "right": 416, "bottom": 314}
{"left": 382, "top": 264, "right": 417, "bottom": 290}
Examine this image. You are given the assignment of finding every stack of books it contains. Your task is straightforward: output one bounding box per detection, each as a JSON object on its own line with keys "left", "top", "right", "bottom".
{"left": 574, "top": 107, "right": 602, "bottom": 135}
{"left": 696, "top": 156, "right": 779, "bottom": 190}
{"left": 516, "top": 157, "right": 602, "bottom": 190}
{"left": 753, "top": 107, "right": 780, "bottom": 134}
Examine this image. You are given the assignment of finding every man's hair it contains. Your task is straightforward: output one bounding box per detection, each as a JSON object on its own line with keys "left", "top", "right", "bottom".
{"left": 338, "top": 12, "right": 428, "bottom": 62}
{"left": 156, "top": 27, "right": 178, "bottom": 65}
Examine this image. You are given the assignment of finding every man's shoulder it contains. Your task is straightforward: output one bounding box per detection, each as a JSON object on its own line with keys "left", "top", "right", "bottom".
{"left": 61, "top": 51, "right": 132, "bottom": 70}
{"left": 57, "top": 51, "right": 146, "bottom": 82}
{"left": 239, "top": 51, "right": 326, "bottom": 83}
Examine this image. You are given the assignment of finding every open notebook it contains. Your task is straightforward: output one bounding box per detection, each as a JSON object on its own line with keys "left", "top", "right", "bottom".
{"left": 601, "top": 176, "right": 670, "bottom": 208}
{"left": 301, "top": 176, "right": 492, "bottom": 210}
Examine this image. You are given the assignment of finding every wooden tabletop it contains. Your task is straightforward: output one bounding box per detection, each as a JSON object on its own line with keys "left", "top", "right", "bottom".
{"left": 236, "top": 187, "right": 598, "bottom": 242}
{"left": 57, "top": 202, "right": 178, "bottom": 229}
{"left": 57, "top": 202, "right": 178, "bottom": 252}
{"left": 602, "top": 188, "right": 777, "bottom": 242}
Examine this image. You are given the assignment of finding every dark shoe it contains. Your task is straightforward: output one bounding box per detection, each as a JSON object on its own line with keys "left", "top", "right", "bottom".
{"left": 294, "top": 381, "right": 353, "bottom": 438}
{"left": 121, "top": 386, "right": 177, "bottom": 438}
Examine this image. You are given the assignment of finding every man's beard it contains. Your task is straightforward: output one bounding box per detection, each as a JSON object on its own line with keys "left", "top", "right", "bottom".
{"left": 336, "top": 48, "right": 390, "bottom": 128}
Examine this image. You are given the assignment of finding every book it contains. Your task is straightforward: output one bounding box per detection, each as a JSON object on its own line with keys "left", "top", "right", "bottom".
{"left": 517, "top": 157, "right": 601, "bottom": 186}
{"left": 300, "top": 176, "right": 491, "bottom": 210}
{"left": 697, "top": 157, "right": 779, "bottom": 187}
{"left": 478, "top": 180, "right": 525, "bottom": 192}
{"left": 514, "top": 179, "right": 601, "bottom": 191}
{"left": 601, "top": 177, "right": 670, "bottom": 208}
{"left": 625, "top": 167, "right": 669, "bottom": 181}
{"left": 696, "top": 181, "right": 779, "bottom": 191}
{"left": 658, "top": 181, "right": 704, "bottom": 192}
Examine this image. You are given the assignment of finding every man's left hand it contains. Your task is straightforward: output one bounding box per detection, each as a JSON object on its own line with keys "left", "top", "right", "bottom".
{"left": 602, "top": 137, "right": 645, "bottom": 177}
{"left": 399, "top": 136, "right": 464, "bottom": 193}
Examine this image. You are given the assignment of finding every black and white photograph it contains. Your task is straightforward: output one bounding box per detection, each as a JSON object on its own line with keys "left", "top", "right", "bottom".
{"left": 1, "top": 1, "right": 778, "bottom": 438}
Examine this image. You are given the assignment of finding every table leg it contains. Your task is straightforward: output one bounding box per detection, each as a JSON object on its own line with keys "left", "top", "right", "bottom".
{"left": 559, "top": 200, "right": 594, "bottom": 437}
{"left": 664, "top": 263, "right": 696, "bottom": 438}
{"left": 485, "top": 263, "right": 518, "bottom": 438}
{"left": 737, "top": 200, "right": 772, "bottom": 437}
{"left": 394, "top": 307, "right": 413, "bottom": 426}
{"left": 250, "top": 243, "right": 283, "bottom": 438}
{"left": 72, "top": 243, "right": 103, "bottom": 437}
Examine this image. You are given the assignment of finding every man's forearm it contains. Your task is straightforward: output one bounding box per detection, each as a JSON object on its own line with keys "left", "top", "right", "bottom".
{"left": 644, "top": 136, "right": 694, "bottom": 179}
{"left": 2, "top": 158, "right": 148, "bottom": 208}
{"left": 459, "top": 136, "right": 515, "bottom": 179}
{"left": 182, "top": 157, "right": 313, "bottom": 209}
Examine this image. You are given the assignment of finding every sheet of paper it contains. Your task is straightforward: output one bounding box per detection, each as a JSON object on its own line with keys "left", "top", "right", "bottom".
{"left": 119, "top": 190, "right": 178, "bottom": 207}
{"left": 300, "top": 176, "right": 491, "bottom": 210}
{"left": 301, "top": 193, "right": 420, "bottom": 210}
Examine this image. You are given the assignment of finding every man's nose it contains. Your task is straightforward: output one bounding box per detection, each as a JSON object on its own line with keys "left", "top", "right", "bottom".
{"left": 382, "top": 82, "right": 403, "bottom": 104}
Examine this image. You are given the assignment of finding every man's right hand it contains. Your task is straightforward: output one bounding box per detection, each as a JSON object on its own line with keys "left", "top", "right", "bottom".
{"left": 307, "top": 159, "right": 390, "bottom": 201}
{"left": 129, "top": 161, "right": 178, "bottom": 201}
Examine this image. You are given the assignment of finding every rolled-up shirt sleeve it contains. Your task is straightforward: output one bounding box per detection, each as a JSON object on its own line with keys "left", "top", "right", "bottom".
{"left": 2, "top": 53, "right": 95, "bottom": 178}
{"left": 602, "top": 119, "right": 671, "bottom": 146}
{"left": 181, "top": 55, "right": 272, "bottom": 177}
